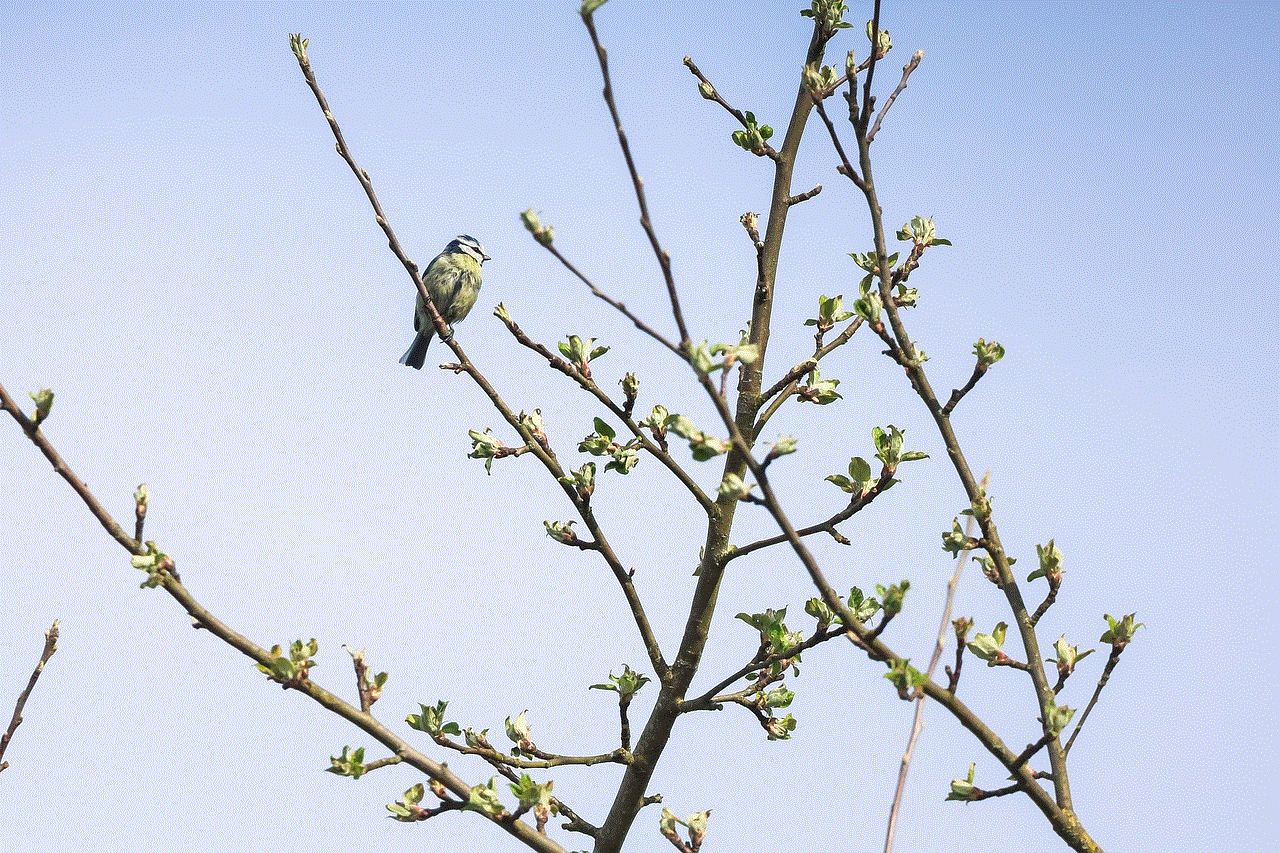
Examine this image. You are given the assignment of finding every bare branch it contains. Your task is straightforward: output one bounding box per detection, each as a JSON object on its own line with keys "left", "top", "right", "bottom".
{"left": 812, "top": 96, "right": 867, "bottom": 190}
{"left": 293, "top": 41, "right": 672, "bottom": 683}
{"left": 1064, "top": 643, "right": 1127, "bottom": 757}
{"left": 681, "top": 626, "right": 845, "bottom": 714}
{"left": 829, "top": 4, "right": 1092, "bottom": 843}
{"left": 683, "top": 57, "right": 781, "bottom": 161}
{"left": 940, "top": 362, "right": 988, "bottom": 417}
{"left": 725, "top": 467, "right": 898, "bottom": 564}
{"left": 883, "top": 472, "right": 986, "bottom": 853}
{"left": 787, "top": 184, "right": 823, "bottom": 205}
{"left": 1029, "top": 573, "right": 1062, "bottom": 629}
{"left": 593, "top": 10, "right": 842, "bottom": 849}
{"left": 435, "top": 735, "right": 631, "bottom": 771}
{"left": 582, "top": 12, "right": 691, "bottom": 349}
{"left": 867, "top": 50, "right": 923, "bottom": 143}
{"left": 291, "top": 43, "right": 458, "bottom": 349}
{"left": 2, "top": 387, "right": 568, "bottom": 851}
{"left": 687, "top": 336, "right": 1087, "bottom": 845}
{"left": 0, "top": 384, "right": 142, "bottom": 556}
{"left": 535, "top": 240, "right": 682, "bottom": 356}
{"left": 755, "top": 315, "right": 865, "bottom": 428}
{"left": 0, "top": 620, "right": 60, "bottom": 772}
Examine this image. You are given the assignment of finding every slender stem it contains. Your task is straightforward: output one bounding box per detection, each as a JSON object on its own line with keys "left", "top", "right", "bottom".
{"left": 456, "top": 348, "right": 671, "bottom": 680}
{"left": 0, "top": 384, "right": 142, "bottom": 555}
{"left": 854, "top": 87, "right": 1074, "bottom": 814}
{"left": 725, "top": 426, "right": 1086, "bottom": 843}
{"left": 536, "top": 241, "right": 682, "bottom": 357}
{"left": 581, "top": 12, "right": 690, "bottom": 350}
{"left": 866, "top": 50, "right": 923, "bottom": 143}
{"left": 498, "top": 311, "right": 713, "bottom": 515}
{"left": 1064, "top": 645, "right": 1124, "bottom": 756}
{"left": 883, "top": 473, "right": 984, "bottom": 853}
{"left": 940, "top": 361, "right": 988, "bottom": 418}
{"left": 436, "top": 737, "right": 630, "bottom": 770}
{"left": 755, "top": 315, "right": 864, "bottom": 430}
{"left": 834, "top": 5, "right": 1092, "bottom": 846}
{"left": 725, "top": 468, "right": 898, "bottom": 563}
{"left": 293, "top": 42, "right": 671, "bottom": 683}
{"left": 681, "top": 627, "right": 844, "bottom": 713}
{"left": 0, "top": 620, "right": 60, "bottom": 772}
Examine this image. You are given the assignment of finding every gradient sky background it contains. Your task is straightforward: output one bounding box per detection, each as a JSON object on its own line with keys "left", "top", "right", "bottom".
{"left": 3, "top": 2, "right": 1277, "bottom": 851}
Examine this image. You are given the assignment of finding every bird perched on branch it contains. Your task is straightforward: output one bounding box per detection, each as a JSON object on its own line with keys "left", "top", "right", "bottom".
{"left": 399, "top": 235, "right": 490, "bottom": 369}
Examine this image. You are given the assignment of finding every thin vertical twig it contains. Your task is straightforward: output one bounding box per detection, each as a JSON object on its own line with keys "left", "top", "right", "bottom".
{"left": 883, "top": 473, "right": 988, "bottom": 852}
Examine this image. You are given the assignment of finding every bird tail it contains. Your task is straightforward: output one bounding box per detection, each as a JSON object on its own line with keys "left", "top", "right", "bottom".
{"left": 398, "top": 332, "right": 432, "bottom": 370}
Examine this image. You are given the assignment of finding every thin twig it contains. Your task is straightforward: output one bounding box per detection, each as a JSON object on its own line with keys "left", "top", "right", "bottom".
{"left": 940, "top": 361, "right": 988, "bottom": 418}
{"left": 497, "top": 309, "right": 714, "bottom": 514}
{"left": 882, "top": 470, "right": 989, "bottom": 852}
{"left": 681, "top": 627, "right": 846, "bottom": 713}
{"left": 435, "top": 736, "right": 631, "bottom": 770}
{"left": 964, "top": 771, "right": 1052, "bottom": 802}
{"left": 582, "top": 12, "right": 690, "bottom": 350}
{"left": 618, "top": 696, "right": 633, "bottom": 751}
{"left": 812, "top": 97, "right": 867, "bottom": 190}
{"left": 0, "top": 620, "right": 60, "bottom": 772}
{"left": 756, "top": 314, "right": 865, "bottom": 423}
{"left": 0, "top": 385, "right": 142, "bottom": 555}
{"left": 787, "top": 184, "right": 823, "bottom": 204}
{"left": 1064, "top": 644, "right": 1125, "bottom": 756}
{"left": 291, "top": 40, "right": 456, "bottom": 345}
{"left": 837, "top": 3, "right": 1088, "bottom": 842}
{"left": 1029, "top": 573, "right": 1061, "bottom": 628}
{"left": 0, "top": 396, "right": 569, "bottom": 852}
{"left": 866, "top": 50, "right": 923, "bottom": 143}
{"left": 1011, "top": 733, "right": 1053, "bottom": 769}
{"left": 858, "top": 0, "right": 885, "bottom": 131}
{"left": 538, "top": 241, "right": 682, "bottom": 356}
{"left": 683, "top": 57, "right": 780, "bottom": 162}
{"left": 726, "top": 468, "right": 898, "bottom": 563}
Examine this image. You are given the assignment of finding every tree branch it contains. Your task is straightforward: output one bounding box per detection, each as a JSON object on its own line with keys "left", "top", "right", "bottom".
{"left": 866, "top": 50, "right": 923, "bottom": 143}
{"left": 883, "top": 472, "right": 986, "bottom": 853}
{"left": 1064, "top": 643, "right": 1126, "bottom": 757}
{"left": 824, "top": 4, "right": 1095, "bottom": 847}
{"left": 724, "top": 467, "right": 898, "bottom": 564}
{"left": 0, "top": 384, "right": 143, "bottom": 556}
{"left": 1, "top": 385, "right": 568, "bottom": 853}
{"left": 532, "top": 240, "right": 682, "bottom": 357}
{"left": 436, "top": 736, "right": 631, "bottom": 771}
{"left": 496, "top": 308, "right": 714, "bottom": 515}
{"left": 292, "top": 36, "right": 670, "bottom": 684}
{"left": 680, "top": 626, "right": 844, "bottom": 714}
{"left": 582, "top": 12, "right": 690, "bottom": 350}
{"left": 755, "top": 314, "right": 864, "bottom": 431}
{"left": 594, "top": 10, "right": 839, "bottom": 851}
{"left": 0, "top": 620, "right": 60, "bottom": 772}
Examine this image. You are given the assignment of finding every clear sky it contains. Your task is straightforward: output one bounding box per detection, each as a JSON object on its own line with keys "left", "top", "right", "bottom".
{"left": 2, "top": 2, "right": 1277, "bottom": 851}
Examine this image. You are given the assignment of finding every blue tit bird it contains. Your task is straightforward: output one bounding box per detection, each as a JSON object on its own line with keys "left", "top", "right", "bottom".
{"left": 399, "top": 235, "right": 490, "bottom": 369}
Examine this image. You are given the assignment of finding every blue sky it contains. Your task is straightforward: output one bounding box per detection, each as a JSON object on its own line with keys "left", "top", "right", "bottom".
{"left": 2, "top": 2, "right": 1277, "bottom": 851}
